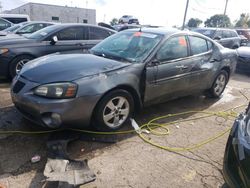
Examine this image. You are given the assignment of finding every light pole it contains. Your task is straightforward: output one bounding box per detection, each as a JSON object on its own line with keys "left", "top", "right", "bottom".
{"left": 182, "top": 0, "right": 189, "bottom": 30}
{"left": 223, "top": 0, "right": 229, "bottom": 15}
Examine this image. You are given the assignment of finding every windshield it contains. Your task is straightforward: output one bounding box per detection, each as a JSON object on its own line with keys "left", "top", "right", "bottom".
{"left": 26, "top": 25, "right": 58, "bottom": 39}
{"left": 194, "top": 29, "right": 215, "bottom": 38}
{"left": 91, "top": 31, "right": 162, "bottom": 63}
{"left": 3, "top": 24, "right": 21, "bottom": 32}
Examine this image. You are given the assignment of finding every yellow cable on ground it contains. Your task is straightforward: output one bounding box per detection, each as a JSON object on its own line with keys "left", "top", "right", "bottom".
{"left": 0, "top": 94, "right": 248, "bottom": 152}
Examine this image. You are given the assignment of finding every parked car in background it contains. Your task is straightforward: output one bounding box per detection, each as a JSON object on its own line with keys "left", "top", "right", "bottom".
{"left": 223, "top": 103, "right": 250, "bottom": 188}
{"left": 113, "top": 24, "right": 141, "bottom": 32}
{"left": 0, "top": 21, "right": 55, "bottom": 37}
{"left": 119, "top": 15, "right": 139, "bottom": 24}
{"left": 0, "top": 23, "right": 116, "bottom": 78}
{"left": 239, "top": 35, "right": 248, "bottom": 46}
{"left": 236, "top": 28, "right": 250, "bottom": 41}
{"left": 0, "top": 17, "right": 13, "bottom": 31}
{"left": 236, "top": 47, "right": 250, "bottom": 75}
{"left": 98, "top": 22, "right": 115, "bottom": 31}
{"left": 0, "top": 14, "right": 30, "bottom": 24}
{"left": 194, "top": 28, "right": 241, "bottom": 49}
{"left": 0, "top": 22, "right": 28, "bottom": 35}
{"left": 11, "top": 28, "right": 238, "bottom": 131}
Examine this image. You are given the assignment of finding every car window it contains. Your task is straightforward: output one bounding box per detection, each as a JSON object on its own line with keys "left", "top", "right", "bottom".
{"left": 189, "top": 36, "right": 209, "bottom": 55}
{"left": 222, "top": 30, "right": 232, "bottom": 38}
{"left": 0, "top": 18, "right": 12, "bottom": 30}
{"left": 89, "top": 27, "right": 111, "bottom": 40}
{"left": 157, "top": 36, "right": 188, "bottom": 61}
{"left": 214, "top": 30, "right": 222, "bottom": 38}
{"left": 207, "top": 40, "right": 213, "bottom": 50}
{"left": 57, "top": 27, "right": 84, "bottom": 40}
{"left": 231, "top": 31, "right": 238, "bottom": 37}
{"left": 17, "top": 23, "right": 47, "bottom": 33}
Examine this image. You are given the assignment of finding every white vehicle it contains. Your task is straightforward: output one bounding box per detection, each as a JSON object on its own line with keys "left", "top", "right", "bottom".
{"left": 0, "top": 14, "right": 30, "bottom": 24}
{"left": 119, "top": 15, "right": 139, "bottom": 24}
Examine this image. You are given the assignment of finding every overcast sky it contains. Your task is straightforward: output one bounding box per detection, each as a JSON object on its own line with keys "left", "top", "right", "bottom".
{"left": 1, "top": 0, "right": 250, "bottom": 26}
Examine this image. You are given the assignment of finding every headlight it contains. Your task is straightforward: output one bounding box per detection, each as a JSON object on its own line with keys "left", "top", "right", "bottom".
{"left": 0, "top": 48, "right": 8, "bottom": 55}
{"left": 34, "top": 82, "right": 77, "bottom": 99}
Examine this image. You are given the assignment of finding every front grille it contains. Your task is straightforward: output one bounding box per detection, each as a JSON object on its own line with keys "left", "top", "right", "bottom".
{"left": 13, "top": 80, "right": 25, "bottom": 94}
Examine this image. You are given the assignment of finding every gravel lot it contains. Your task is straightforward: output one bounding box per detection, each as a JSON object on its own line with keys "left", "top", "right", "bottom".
{"left": 0, "top": 73, "right": 249, "bottom": 188}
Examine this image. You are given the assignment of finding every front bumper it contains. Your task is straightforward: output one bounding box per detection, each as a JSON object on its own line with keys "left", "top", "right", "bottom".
{"left": 223, "top": 104, "right": 250, "bottom": 188}
{"left": 11, "top": 76, "right": 101, "bottom": 128}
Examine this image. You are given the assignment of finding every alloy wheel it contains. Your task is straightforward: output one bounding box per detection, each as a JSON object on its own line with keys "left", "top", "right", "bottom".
{"left": 103, "top": 96, "right": 130, "bottom": 128}
{"left": 214, "top": 74, "right": 226, "bottom": 96}
{"left": 15, "top": 59, "right": 30, "bottom": 74}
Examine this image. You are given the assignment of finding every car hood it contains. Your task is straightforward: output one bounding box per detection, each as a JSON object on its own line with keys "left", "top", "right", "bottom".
{"left": 0, "top": 36, "right": 34, "bottom": 45}
{"left": 20, "top": 54, "right": 131, "bottom": 83}
{"left": 237, "top": 47, "right": 250, "bottom": 58}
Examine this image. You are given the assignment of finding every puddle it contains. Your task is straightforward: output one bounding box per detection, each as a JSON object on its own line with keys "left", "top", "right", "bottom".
{"left": 212, "top": 86, "right": 238, "bottom": 106}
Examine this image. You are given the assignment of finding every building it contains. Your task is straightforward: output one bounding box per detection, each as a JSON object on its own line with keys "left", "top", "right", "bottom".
{"left": 5, "top": 2, "right": 96, "bottom": 24}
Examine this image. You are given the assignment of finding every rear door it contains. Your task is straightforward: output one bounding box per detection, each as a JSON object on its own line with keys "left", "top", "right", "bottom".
{"left": 187, "top": 35, "right": 214, "bottom": 91}
{"left": 144, "top": 35, "right": 195, "bottom": 104}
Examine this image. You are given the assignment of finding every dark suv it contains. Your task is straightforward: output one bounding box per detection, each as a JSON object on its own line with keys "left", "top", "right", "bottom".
{"left": 194, "top": 28, "right": 241, "bottom": 49}
{"left": 0, "top": 23, "right": 116, "bottom": 78}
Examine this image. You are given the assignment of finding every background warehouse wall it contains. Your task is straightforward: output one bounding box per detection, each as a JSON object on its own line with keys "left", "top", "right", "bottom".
{"left": 5, "top": 2, "right": 96, "bottom": 24}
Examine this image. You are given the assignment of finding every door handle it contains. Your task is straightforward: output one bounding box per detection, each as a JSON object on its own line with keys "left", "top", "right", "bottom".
{"left": 176, "top": 65, "right": 188, "bottom": 69}
{"left": 76, "top": 43, "right": 85, "bottom": 46}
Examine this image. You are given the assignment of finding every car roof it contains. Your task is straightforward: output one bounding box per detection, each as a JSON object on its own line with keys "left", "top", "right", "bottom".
{"left": 195, "top": 27, "right": 237, "bottom": 31}
{"left": 48, "top": 23, "right": 116, "bottom": 32}
{"left": 127, "top": 27, "right": 180, "bottom": 36}
{"left": 25, "top": 21, "right": 57, "bottom": 25}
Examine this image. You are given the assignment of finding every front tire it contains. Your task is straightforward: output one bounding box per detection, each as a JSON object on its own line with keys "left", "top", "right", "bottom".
{"left": 9, "top": 55, "right": 34, "bottom": 78}
{"left": 206, "top": 70, "right": 229, "bottom": 98}
{"left": 93, "top": 89, "right": 134, "bottom": 131}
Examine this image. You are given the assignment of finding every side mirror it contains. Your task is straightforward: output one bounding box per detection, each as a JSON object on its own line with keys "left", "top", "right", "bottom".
{"left": 148, "top": 58, "right": 160, "bottom": 67}
{"left": 50, "top": 36, "right": 58, "bottom": 45}
{"left": 214, "top": 36, "right": 222, "bottom": 40}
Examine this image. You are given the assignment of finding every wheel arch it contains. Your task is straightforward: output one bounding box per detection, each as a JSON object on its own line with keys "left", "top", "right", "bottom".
{"left": 91, "top": 84, "right": 143, "bottom": 124}
{"left": 8, "top": 53, "right": 37, "bottom": 75}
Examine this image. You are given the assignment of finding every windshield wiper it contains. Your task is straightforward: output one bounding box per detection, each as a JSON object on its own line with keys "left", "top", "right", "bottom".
{"left": 92, "top": 50, "right": 134, "bottom": 63}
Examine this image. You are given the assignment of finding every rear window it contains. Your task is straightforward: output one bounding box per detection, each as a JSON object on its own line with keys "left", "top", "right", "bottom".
{"left": 189, "top": 36, "right": 209, "bottom": 55}
{"left": 57, "top": 27, "right": 84, "bottom": 40}
{"left": 3, "top": 17, "right": 27, "bottom": 24}
{"left": 195, "top": 29, "right": 215, "bottom": 38}
{"left": 89, "top": 27, "right": 111, "bottom": 40}
{"left": 222, "top": 30, "right": 232, "bottom": 38}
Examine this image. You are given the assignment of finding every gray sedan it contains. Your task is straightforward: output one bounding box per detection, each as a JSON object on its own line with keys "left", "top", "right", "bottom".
{"left": 11, "top": 28, "right": 238, "bottom": 131}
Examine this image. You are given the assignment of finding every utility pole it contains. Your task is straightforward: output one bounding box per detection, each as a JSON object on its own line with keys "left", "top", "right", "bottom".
{"left": 223, "top": 0, "right": 228, "bottom": 15}
{"left": 0, "top": 1, "right": 2, "bottom": 13}
{"left": 182, "top": 0, "right": 189, "bottom": 30}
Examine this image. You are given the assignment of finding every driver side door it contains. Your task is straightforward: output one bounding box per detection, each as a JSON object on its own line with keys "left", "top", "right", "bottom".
{"left": 144, "top": 35, "right": 193, "bottom": 105}
{"left": 41, "top": 26, "right": 90, "bottom": 55}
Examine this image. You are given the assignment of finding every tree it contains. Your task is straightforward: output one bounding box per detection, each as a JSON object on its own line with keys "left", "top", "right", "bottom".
{"left": 235, "top": 13, "right": 250, "bottom": 28}
{"left": 187, "top": 18, "right": 203, "bottom": 28}
{"left": 204, "top": 14, "right": 231, "bottom": 28}
{"left": 110, "top": 18, "right": 118, "bottom": 26}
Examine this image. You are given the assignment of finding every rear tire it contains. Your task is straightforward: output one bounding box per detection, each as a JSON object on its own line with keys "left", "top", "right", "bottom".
{"left": 92, "top": 89, "right": 134, "bottom": 131}
{"left": 9, "top": 55, "right": 34, "bottom": 79}
{"left": 205, "top": 70, "right": 229, "bottom": 98}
